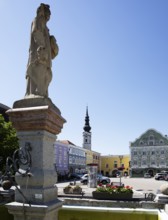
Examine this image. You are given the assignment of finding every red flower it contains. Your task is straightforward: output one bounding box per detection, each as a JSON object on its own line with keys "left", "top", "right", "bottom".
{"left": 125, "top": 185, "right": 132, "bottom": 189}
{"left": 98, "top": 183, "right": 103, "bottom": 186}
{"left": 111, "top": 186, "right": 117, "bottom": 189}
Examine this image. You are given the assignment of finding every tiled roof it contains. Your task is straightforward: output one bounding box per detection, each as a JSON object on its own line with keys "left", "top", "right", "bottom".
{"left": 60, "top": 140, "right": 76, "bottom": 146}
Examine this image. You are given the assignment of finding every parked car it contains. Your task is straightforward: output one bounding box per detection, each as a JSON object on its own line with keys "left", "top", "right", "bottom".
{"left": 80, "top": 174, "right": 89, "bottom": 184}
{"left": 67, "top": 173, "right": 81, "bottom": 180}
{"left": 80, "top": 174, "right": 110, "bottom": 185}
{"left": 155, "top": 173, "right": 166, "bottom": 180}
{"left": 144, "top": 173, "right": 152, "bottom": 178}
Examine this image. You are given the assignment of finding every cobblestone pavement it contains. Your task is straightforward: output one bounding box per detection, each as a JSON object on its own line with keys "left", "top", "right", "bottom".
{"left": 0, "top": 177, "right": 166, "bottom": 203}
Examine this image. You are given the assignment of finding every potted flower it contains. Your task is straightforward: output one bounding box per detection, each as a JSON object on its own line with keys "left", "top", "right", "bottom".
{"left": 92, "top": 183, "right": 133, "bottom": 200}
{"left": 63, "top": 185, "right": 73, "bottom": 194}
{"left": 73, "top": 185, "right": 82, "bottom": 194}
{"left": 63, "top": 184, "right": 82, "bottom": 194}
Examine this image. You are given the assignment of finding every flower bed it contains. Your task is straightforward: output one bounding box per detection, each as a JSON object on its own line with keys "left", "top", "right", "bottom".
{"left": 92, "top": 183, "right": 133, "bottom": 200}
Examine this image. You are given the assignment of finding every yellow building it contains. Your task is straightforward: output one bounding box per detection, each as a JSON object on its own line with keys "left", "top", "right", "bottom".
{"left": 84, "top": 149, "right": 101, "bottom": 173}
{"left": 92, "top": 150, "right": 101, "bottom": 172}
{"left": 84, "top": 149, "right": 93, "bottom": 165}
{"left": 100, "top": 154, "right": 130, "bottom": 177}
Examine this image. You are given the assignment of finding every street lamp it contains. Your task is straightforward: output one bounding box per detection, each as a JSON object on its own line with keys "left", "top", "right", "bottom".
{"left": 118, "top": 155, "right": 123, "bottom": 186}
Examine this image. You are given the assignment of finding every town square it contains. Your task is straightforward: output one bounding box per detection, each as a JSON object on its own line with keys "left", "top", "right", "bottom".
{"left": 0, "top": 1, "right": 168, "bottom": 220}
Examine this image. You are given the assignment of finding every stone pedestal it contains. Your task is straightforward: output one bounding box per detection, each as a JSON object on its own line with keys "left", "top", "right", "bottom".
{"left": 6, "top": 98, "right": 66, "bottom": 220}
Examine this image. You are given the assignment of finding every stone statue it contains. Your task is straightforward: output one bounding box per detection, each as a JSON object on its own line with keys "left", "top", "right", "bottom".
{"left": 25, "top": 3, "right": 58, "bottom": 98}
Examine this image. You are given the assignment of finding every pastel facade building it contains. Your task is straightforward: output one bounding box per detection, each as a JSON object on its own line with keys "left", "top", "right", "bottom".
{"left": 54, "top": 141, "right": 69, "bottom": 177}
{"left": 130, "top": 129, "right": 168, "bottom": 177}
{"left": 54, "top": 140, "right": 87, "bottom": 180}
{"left": 68, "top": 144, "right": 86, "bottom": 174}
{"left": 101, "top": 154, "right": 130, "bottom": 177}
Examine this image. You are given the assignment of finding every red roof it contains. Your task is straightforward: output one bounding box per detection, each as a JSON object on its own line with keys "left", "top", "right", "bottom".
{"left": 60, "top": 140, "right": 76, "bottom": 146}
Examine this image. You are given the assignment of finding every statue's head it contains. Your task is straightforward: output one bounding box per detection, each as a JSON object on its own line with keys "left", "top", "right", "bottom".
{"left": 37, "top": 3, "right": 51, "bottom": 21}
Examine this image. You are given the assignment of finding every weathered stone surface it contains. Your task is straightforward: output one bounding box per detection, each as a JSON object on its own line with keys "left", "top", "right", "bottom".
{"left": 6, "top": 95, "right": 66, "bottom": 207}
{"left": 59, "top": 198, "right": 165, "bottom": 209}
{"left": 13, "top": 97, "right": 60, "bottom": 112}
{"left": 7, "top": 99, "right": 66, "bottom": 135}
{"left": 160, "top": 184, "right": 168, "bottom": 195}
{"left": 25, "top": 3, "right": 59, "bottom": 98}
{"left": 6, "top": 201, "right": 62, "bottom": 220}
{"left": 12, "top": 130, "right": 59, "bottom": 205}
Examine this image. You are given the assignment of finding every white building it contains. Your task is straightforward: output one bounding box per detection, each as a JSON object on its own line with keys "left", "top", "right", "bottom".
{"left": 129, "top": 129, "right": 168, "bottom": 177}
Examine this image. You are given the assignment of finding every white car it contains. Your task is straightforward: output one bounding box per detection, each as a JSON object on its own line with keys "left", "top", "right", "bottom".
{"left": 80, "top": 174, "right": 110, "bottom": 185}
{"left": 144, "top": 173, "right": 151, "bottom": 178}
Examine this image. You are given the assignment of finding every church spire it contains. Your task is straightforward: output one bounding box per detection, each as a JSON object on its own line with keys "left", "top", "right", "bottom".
{"left": 83, "top": 106, "right": 92, "bottom": 150}
{"left": 83, "top": 106, "right": 91, "bottom": 133}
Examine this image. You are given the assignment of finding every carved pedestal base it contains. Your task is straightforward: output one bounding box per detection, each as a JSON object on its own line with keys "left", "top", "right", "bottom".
{"left": 6, "top": 98, "right": 66, "bottom": 219}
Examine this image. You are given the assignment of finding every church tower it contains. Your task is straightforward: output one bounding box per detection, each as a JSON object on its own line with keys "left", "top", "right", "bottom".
{"left": 83, "top": 106, "right": 92, "bottom": 150}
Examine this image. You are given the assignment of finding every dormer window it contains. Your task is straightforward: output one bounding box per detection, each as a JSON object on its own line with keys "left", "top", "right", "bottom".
{"left": 149, "top": 135, "right": 154, "bottom": 140}
{"left": 160, "top": 140, "right": 163, "bottom": 145}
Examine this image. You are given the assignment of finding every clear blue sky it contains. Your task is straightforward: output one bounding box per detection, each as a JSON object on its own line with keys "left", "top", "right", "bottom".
{"left": 0, "top": 1, "right": 168, "bottom": 155}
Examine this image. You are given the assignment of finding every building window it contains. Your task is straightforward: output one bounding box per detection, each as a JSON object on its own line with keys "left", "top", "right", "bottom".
{"left": 160, "top": 160, "right": 165, "bottom": 165}
{"left": 114, "top": 164, "right": 117, "bottom": 168}
{"left": 142, "top": 151, "right": 146, "bottom": 155}
{"left": 151, "top": 161, "right": 155, "bottom": 165}
{"left": 133, "top": 161, "right": 137, "bottom": 165}
{"left": 142, "top": 160, "right": 146, "bottom": 165}
{"left": 151, "top": 151, "right": 155, "bottom": 155}
{"left": 114, "top": 160, "right": 117, "bottom": 168}
{"left": 133, "top": 151, "right": 137, "bottom": 155}
{"left": 106, "top": 164, "right": 109, "bottom": 168}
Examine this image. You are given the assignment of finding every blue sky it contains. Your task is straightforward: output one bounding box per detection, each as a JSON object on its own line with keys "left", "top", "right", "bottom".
{"left": 0, "top": 1, "right": 168, "bottom": 155}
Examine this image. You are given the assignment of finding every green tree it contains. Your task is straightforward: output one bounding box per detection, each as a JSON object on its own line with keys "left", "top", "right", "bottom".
{"left": 0, "top": 114, "right": 19, "bottom": 172}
